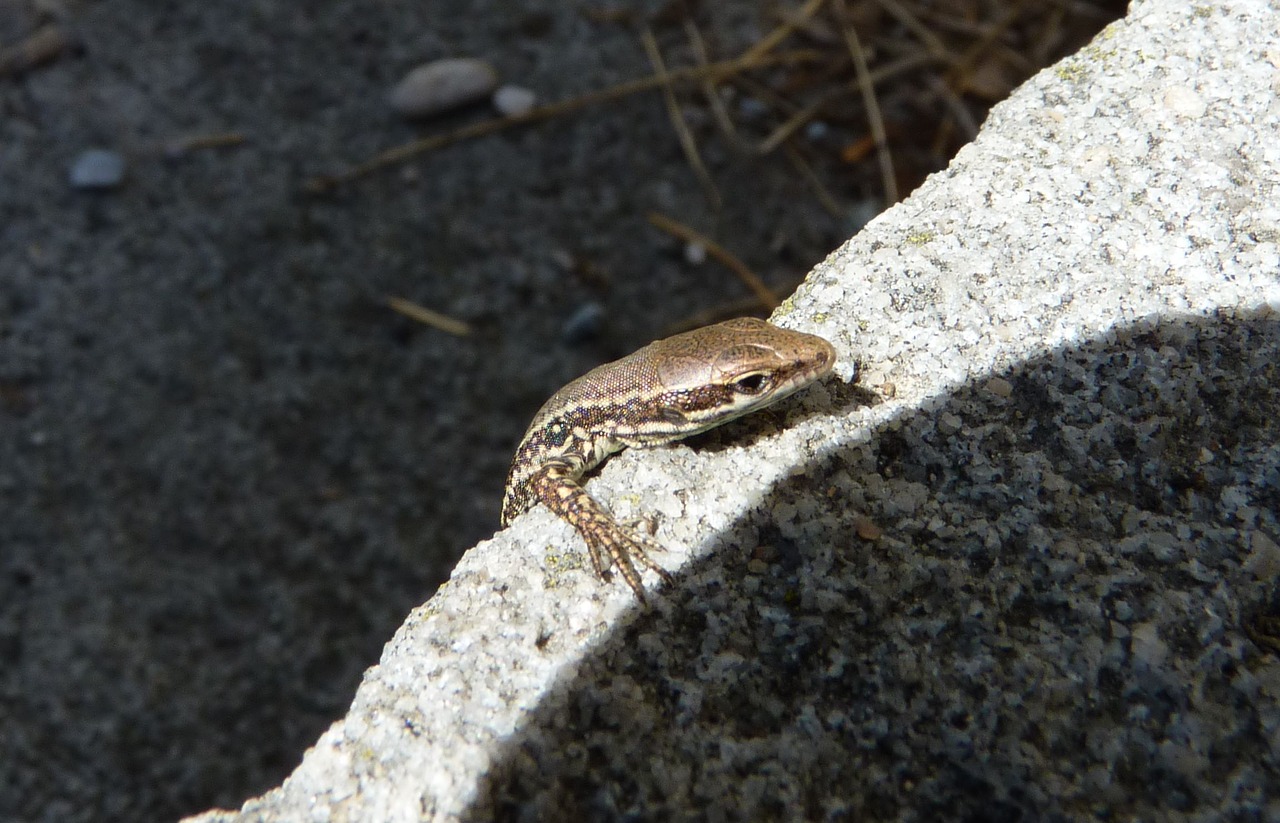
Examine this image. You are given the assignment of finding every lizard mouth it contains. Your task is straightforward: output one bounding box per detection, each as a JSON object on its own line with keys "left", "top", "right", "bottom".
{"left": 770, "top": 336, "right": 836, "bottom": 396}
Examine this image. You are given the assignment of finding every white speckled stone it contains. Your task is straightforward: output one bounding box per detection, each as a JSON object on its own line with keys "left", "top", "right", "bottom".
{"left": 492, "top": 84, "right": 536, "bottom": 117}
{"left": 68, "top": 148, "right": 125, "bottom": 190}
{"left": 388, "top": 58, "right": 499, "bottom": 119}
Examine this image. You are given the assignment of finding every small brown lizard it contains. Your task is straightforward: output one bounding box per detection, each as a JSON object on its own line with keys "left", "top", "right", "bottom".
{"left": 502, "top": 317, "right": 836, "bottom": 600}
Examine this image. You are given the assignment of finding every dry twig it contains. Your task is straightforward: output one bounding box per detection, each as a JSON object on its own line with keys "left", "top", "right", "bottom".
{"left": 641, "top": 25, "right": 722, "bottom": 210}
{"left": 683, "top": 17, "right": 744, "bottom": 150}
{"left": 742, "top": 0, "right": 831, "bottom": 63}
{"left": 646, "top": 212, "right": 779, "bottom": 309}
{"left": 306, "top": 47, "right": 827, "bottom": 192}
{"left": 306, "top": 0, "right": 1122, "bottom": 222}
{"left": 836, "top": 0, "right": 898, "bottom": 203}
{"left": 664, "top": 290, "right": 801, "bottom": 335}
{"left": 0, "top": 24, "right": 75, "bottom": 77}
{"left": 384, "top": 296, "right": 473, "bottom": 337}
{"left": 162, "top": 132, "right": 247, "bottom": 157}
{"left": 784, "top": 143, "right": 844, "bottom": 217}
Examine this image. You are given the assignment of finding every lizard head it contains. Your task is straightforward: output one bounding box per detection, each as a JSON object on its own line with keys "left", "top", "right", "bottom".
{"left": 620, "top": 317, "right": 836, "bottom": 446}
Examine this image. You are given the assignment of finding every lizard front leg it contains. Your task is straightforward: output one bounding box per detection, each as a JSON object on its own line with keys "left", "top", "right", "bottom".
{"left": 528, "top": 460, "right": 674, "bottom": 601}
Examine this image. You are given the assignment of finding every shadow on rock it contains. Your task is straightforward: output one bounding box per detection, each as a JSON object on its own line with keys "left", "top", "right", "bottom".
{"left": 464, "top": 308, "right": 1280, "bottom": 822}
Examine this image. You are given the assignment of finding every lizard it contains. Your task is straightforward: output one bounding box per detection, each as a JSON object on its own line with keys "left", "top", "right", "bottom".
{"left": 501, "top": 316, "right": 837, "bottom": 601}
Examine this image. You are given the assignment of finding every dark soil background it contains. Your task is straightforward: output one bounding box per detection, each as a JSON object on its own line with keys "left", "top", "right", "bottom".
{"left": 0, "top": 1, "right": 1121, "bottom": 819}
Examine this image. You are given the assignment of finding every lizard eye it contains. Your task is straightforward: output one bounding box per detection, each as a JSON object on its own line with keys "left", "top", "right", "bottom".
{"left": 732, "top": 373, "right": 770, "bottom": 395}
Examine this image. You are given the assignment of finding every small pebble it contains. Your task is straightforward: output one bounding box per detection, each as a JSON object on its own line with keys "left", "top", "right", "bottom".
{"left": 549, "top": 248, "right": 576, "bottom": 271}
{"left": 936, "top": 411, "right": 963, "bottom": 436}
{"left": 737, "top": 97, "right": 768, "bottom": 120}
{"left": 69, "top": 149, "right": 125, "bottom": 190}
{"left": 751, "top": 544, "right": 780, "bottom": 562}
{"left": 389, "top": 58, "right": 499, "bottom": 119}
{"left": 984, "top": 376, "right": 1014, "bottom": 398}
{"left": 683, "top": 241, "right": 706, "bottom": 265}
{"left": 492, "top": 85, "right": 536, "bottom": 117}
{"left": 1244, "top": 531, "right": 1280, "bottom": 580}
{"left": 804, "top": 120, "right": 830, "bottom": 141}
{"left": 854, "top": 516, "right": 883, "bottom": 541}
{"left": 561, "top": 302, "right": 605, "bottom": 344}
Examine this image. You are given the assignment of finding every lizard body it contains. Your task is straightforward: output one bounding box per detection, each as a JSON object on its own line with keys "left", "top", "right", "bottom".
{"left": 502, "top": 317, "right": 836, "bottom": 600}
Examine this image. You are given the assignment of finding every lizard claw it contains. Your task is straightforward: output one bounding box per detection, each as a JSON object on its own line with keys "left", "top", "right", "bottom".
{"left": 582, "top": 519, "right": 674, "bottom": 602}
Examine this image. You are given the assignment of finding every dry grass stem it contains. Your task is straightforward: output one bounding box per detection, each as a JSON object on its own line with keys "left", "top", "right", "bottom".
{"left": 646, "top": 212, "right": 779, "bottom": 309}
{"left": 872, "top": 0, "right": 951, "bottom": 62}
{"left": 926, "top": 75, "right": 980, "bottom": 140}
{"left": 641, "top": 25, "right": 722, "bottom": 210}
{"left": 946, "top": 1, "right": 1031, "bottom": 90}
{"left": 757, "top": 86, "right": 850, "bottom": 156}
{"left": 305, "top": 47, "right": 828, "bottom": 192}
{"left": 0, "top": 24, "right": 75, "bottom": 76}
{"left": 664, "top": 285, "right": 802, "bottom": 334}
{"left": 306, "top": 0, "right": 1123, "bottom": 219}
{"left": 836, "top": 0, "right": 898, "bottom": 203}
{"left": 684, "top": 18, "right": 744, "bottom": 150}
{"left": 384, "top": 296, "right": 473, "bottom": 337}
{"left": 743, "top": 0, "right": 831, "bottom": 63}
{"left": 784, "top": 143, "right": 844, "bottom": 217}
{"left": 163, "top": 132, "right": 248, "bottom": 156}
